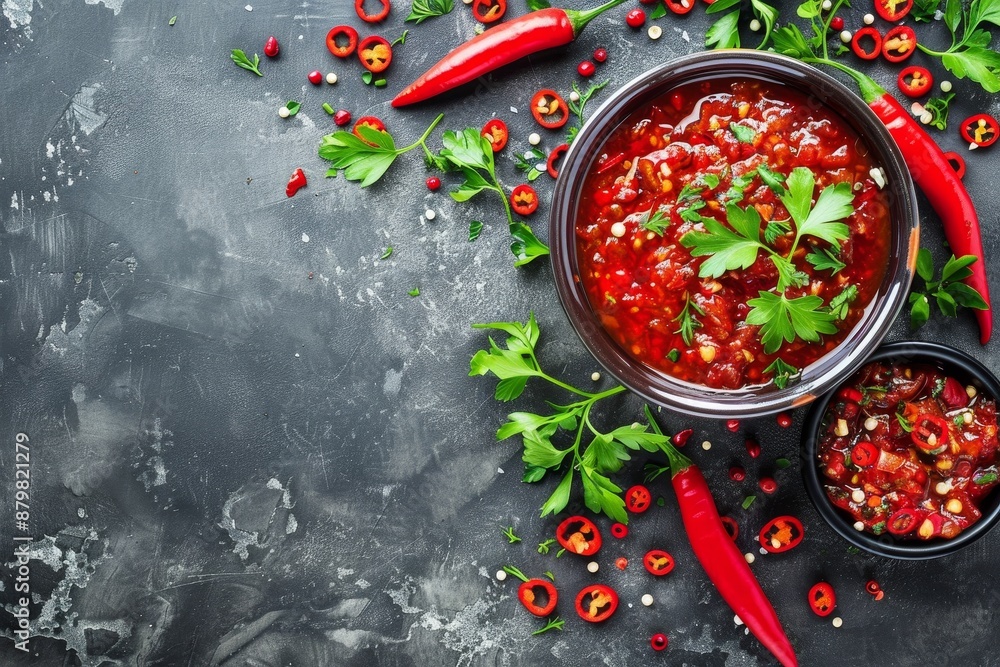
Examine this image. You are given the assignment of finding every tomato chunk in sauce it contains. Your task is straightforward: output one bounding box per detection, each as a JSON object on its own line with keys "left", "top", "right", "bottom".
{"left": 575, "top": 78, "right": 891, "bottom": 389}
{"left": 817, "top": 360, "right": 1000, "bottom": 540}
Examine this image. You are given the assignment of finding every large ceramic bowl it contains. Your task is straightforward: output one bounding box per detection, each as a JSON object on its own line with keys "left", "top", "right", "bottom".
{"left": 803, "top": 341, "right": 1000, "bottom": 559}
{"left": 549, "top": 50, "right": 919, "bottom": 418}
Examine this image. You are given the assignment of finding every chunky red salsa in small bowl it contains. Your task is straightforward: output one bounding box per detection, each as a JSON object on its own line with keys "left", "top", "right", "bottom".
{"left": 804, "top": 341, "right": 1000, "bottom": 559}
{"left": 550, "top": 52, "right": 919, "bottom": 418}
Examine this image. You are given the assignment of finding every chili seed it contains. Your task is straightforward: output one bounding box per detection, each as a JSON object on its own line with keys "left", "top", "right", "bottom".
{"left": 625, "top": 8, "right": 646, "bottom": 28}
{"left": 647, "top": 25, "right": 662, "bottom": 40}
{"left": 578, "top": 61, "right": 596, "bottom": 77}
{"left": 426, "top": 176, "right": 441, "bottom": 191}
{"left": 964, "top": 411, "right": 974, "bottom": 424}
{"left": 701, "top": 440, "right": 712, "bottom": 451}
{"left": 593, "top": 47, "right": 608, "bottom": 63}
{"left": 650, "top": 633, "right": 668, "bottom": 651}
{"left": 729, "top": 466, "right": 746, "bottom": 482}
{"left": 326, "top": 72, "right": 338, "bottom": 84}
{"left": 831, "top": 16, "right": 844, "bottom": 31}
{"left": 744, "top": 552, "right": 755, "bottom": 564}
{"left": 641, "top": 593, "right": 654, "bottom": 606}
{"left": 424, "top": 209, "right": 436, "bottom": 220}
{"left": 568, "top": 90, "right": 580, "bottom": 103}
{"left": 946, "top": 498, "right": 964, "bottom": 514}
{"left": 776, "top": 412, "right": 792, "bottom": 428}
{"left": 966, "top": 384, "right": 977, "bottom": 398}
{"left": 496, "top": 570, "right": 507, "bottom": 581}
{"left": 726, "top": 419, "right": 740, "bottom": 432}
{"left": 591, "top": 371, "right": 601, "bottom": 381}
{"left": 940, "top": 80, "right": 953, "bottom": 92}
{"left": 587, "top": 561, "right": 599, "bottom": 573}
{"left": 308, "top": 69, "right": 323, "bottom": 85}
{"left": 745, "top": 438, "right": 761, "bottom": 458}
{"left": 334, "top": 109, "right": 352, "bottom": 126}
{"left": 734, "top": 615, "right": 743, "bottom": 626}
{"left": 759, "top": 477, "right": 777, "bottom": 494}
{"left": 832, "top": 617, "right": 843, "bottom": 628}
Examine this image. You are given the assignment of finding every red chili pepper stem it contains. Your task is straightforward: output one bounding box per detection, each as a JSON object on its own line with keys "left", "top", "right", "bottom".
{"left": 644, "top": 406, "right": 797, "bottom": 667}
{"left": 806, "top": 57, "right": 992, "bottom": 343}
{"left": 392, "top": 0, "right": 629, "bottom": 107}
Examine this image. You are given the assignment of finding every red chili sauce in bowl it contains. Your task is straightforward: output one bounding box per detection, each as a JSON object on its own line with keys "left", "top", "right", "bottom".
{"left": 817, "top": 360, "right": 1000, "bottom": 540}
{"left": 574, "top": 78, "right": 892, "bottom": 389}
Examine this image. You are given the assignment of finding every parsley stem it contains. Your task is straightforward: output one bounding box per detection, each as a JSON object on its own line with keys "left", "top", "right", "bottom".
{"left": 402, "top": 113, "right": 445, "bottom": 158}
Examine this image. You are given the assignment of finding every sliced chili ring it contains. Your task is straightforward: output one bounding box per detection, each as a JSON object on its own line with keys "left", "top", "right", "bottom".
{"left": 326, "top": 25, "right": 359, "bottom": 58}
{"left": 960, "top": 113, "right": 998, "bottom": 148}
{"left": 850, "top": 441, "right": 879, "bottom": 468}
{"left": 625, "top": 484, "right": 652, "bottom": 513}
{"left": 897, "top": 66, "right": 933, "bottom": 98}
{"left": 720, "top": 515, "right": 739, "bottom": 541}
{"left": 887, "top": 507, "right": 920, "bottom": 535}
{"left": 352, "top": 116, "right": 387, "bottom": 145}
{"left": 355, "top": 0, "right": 390, "bottom": 22}
{"left": 808, "top": 582, "right": 836, "bottom": 617}
{"left": 555, "top": 515, "right": 602, "bottom": 556}
{"left": 665, "top": 0, "right": 696, "bottom": 13}
{"left": 574, "top": 584, "right": 618, "bottom": 622}
{"left": 510, "top": 184, "right": 539, "bottom": 216}
{"left": 610, "top": 522, "right": 628, "bottom": 539}
{"left": 851, "top": 26, "right": 883, "bottom": 61}
{"left": 882, "top": 25, "right": 916, "bottom": 63}
{"left": 642, "top": 549, "right": 675, "bottom": 576}
{"left": 481, "top": 118, "right": 509, "bottom": 152}
{"left": 358, "top": 35, "right": 392, "bottom": 73}
{"left": 472, "top": 0, "right": 506, "bottom": 23}
{"left": 530, "top": 89, "right": 569, "bottom": 129}
{"left": 874, "top": 0, "right": 912, "bottom": 22}
{"left": 546, "top": 143, "right": 569, "bottom": 179}
{"left": 911, "top": 413, "right": 950, "bottom": 455}
{"left": 758, "top": 515, "right": 804, "bottom": 553}
{"left": 517, "top": 578, "right": 558, "bottom": 617}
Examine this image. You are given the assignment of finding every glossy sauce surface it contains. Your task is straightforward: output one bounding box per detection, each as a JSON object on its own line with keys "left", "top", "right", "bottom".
{"left": 575, "top": 78, "right": 891, "bottom": 389}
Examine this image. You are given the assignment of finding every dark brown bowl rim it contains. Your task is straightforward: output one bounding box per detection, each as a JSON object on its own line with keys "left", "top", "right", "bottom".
{"left": 549, "top": 50, "right": 919, "bottom": 418}
{"left": 802, "top": 340, "right": 1000, "bottom": 560}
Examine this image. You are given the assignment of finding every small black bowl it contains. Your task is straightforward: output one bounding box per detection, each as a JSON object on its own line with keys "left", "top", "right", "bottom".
{"left": 803, "top": 341, "right": 1000, "bottom": 559}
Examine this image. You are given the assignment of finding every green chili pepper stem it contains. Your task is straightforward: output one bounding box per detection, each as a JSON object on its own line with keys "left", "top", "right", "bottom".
{"left": 566, "top": 0, "right": 629, "bottom": 36}
{"left": 643, "top": 405, "right": 694, "bottom": 475}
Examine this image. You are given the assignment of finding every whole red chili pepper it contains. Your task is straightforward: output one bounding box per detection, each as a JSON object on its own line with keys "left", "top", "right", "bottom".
{"left": 815, "top": 65, "right": 992, "bottom": 342}
{"left": 391, "top": 0, "right": 627, "bottom": 107}
{"left": 645, "top": 407, "right": 797, "bottom": 667}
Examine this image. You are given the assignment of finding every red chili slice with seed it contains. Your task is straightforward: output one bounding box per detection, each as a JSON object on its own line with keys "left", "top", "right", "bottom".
{"left": 326, "top": 25, "right": 359, "bottom": 58}
{"left": 510, "top": 184, "right": 539, "bottom": 216}
{"left": 874, "top": 0, "right": 912, "bottom": 21}
{"left": 665, "top": 0, "right": 696, "bottom": 13}
{"left": 808, "top": 582, "right": 836, "bottom": 617}
{"left": 882, "top": 25, "right": 916, "bottom": 63}
{"left": 355, "top": 0, "right": 390, "bottom": 22}
{"left": 625, "top": 484, "right": 652, "bottom": 513}
{"left": 358, "top": 35, "right": 392, "bottom": 73}
{"left": 574, "top": 584, "right": 618, "bottom": 622}
{"left": 897, "top": 66, "right": 933, "bottom": 98}
{"left": 911, "top": 413, "right": 950, "bottom": 455}
{"left": 555, "top": 515, "right": 602, "bottom": 556}
{"left": 472, "top": 0, "right": 506, "bottom": 23}
{"left": 530, "top": 89, "right": 569, "bottom": 129}
{"left": 352, "top": 116, "right": 387, "bottom": 144}
{"left": 642, "top": 549, "right": 675, "bottom": 576}
{"left": 517, "top": 578, "right": 558, "bottom": 617}
{"left": 481, "top": 118, "right": 509, "bottom": 152}
{"left": 961, "top": 113, "right": 998, "bottom": 148}
{"left": 758, "top": 515, "right": 804, "bottom": 553}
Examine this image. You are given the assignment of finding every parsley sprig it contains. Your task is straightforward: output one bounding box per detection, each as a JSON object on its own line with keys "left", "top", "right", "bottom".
{"left": 917, "top": 0, "right": 1000, "bottom": 93}
{"left": 406, "top": 0, "right": 454, "bottom": 24}
{"left": 435, "top": 129, "right": 549, "bottom": 266}
{"left": 319, "top": 114, "right": 444, "bottom": 187}
{"left": 680, "top": 166, "right": 853, "bottom": 354}
{"left": 470, "top": 314, "right": 671, "bottom": 523}
{"left": 566, "top": 80, "right": 609, "bottom": 145}
{"left": 230, "top": 49, "right": 262, "bottom": 76}
{"left": 909, "top": 250, "right": 989, "bottom": 328}
{"left": 704, "top": 0, "right": 779, "bottom": 50}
